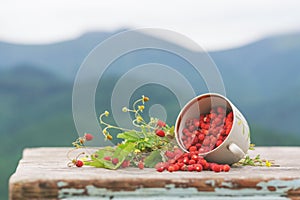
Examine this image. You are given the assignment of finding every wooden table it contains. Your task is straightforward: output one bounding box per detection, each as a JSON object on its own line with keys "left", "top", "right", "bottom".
{"left": 9, "top": 147, "right": 300, "bottom": 200}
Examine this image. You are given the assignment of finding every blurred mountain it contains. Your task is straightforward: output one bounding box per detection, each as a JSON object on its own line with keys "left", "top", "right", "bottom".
{"left": 0, "top": 29, "right": 126, "bottom": 80}
{"left": 0, "top": 30, "right": 299, "bottom": 135}
{"left": 210, "top": 33, "right": 300, "bottom": 135}
{"left": 0, "top": 29, "right": 300, "bottom": 199}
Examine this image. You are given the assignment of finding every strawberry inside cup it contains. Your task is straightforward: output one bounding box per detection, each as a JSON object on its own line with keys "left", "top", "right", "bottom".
{"left": 175, "top": 93, "right": 234, "bottom": 155}
{"left": 180, "top": 106, "right": 233, "bottom": 154}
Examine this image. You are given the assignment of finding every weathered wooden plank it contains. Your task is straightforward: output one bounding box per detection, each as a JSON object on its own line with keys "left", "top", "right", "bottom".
{"left": 9, "top": 147, "right": 300, "bottom": 200}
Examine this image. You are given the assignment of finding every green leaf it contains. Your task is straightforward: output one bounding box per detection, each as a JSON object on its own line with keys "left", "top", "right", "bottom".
{"left": 117, "top": 131, "right": 144, "bottom": 142}
{"left": 144, "top": 150, "right": 163, "bottom": 168}
{"left": 84, "top": 159, "right": 105, "bottom": 168}
{"left": 84, "top": 146, "right": 115, "bottom": 168}
{"left": 168, "top": 126, "right": 175, "bottom": 136}
{"left": 85, "top": 143, "right": 136, "bottom": 169}
{"left": 111, "top": 142, "right": 135, "bottom": 168}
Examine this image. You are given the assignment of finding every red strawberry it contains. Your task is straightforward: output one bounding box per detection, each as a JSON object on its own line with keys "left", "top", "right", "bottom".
{"left": 157, "top": 120, "right": 166, "bottom": 127}
{"left": 138, "top": 161, "right": 144, "bottom": 170}
{"left": 223, "top": 164, "right": 231, "bottom": 172}
{"left": 75, "top": 160, "right": 84, "bottom": 167}
{"left": 121, "top": 160, "right": 130, "bottom": 168}
{"left": 84, "top": 133, "right": 94, "bottom": 141}
{"left": 112, "top": 158, "right": 119, "bottom": 165}
{"left": 104, "top": 156, "right": 111, "bottom": 161}
{"left": 155, "top": 129, "right": 165, "bottom": 137}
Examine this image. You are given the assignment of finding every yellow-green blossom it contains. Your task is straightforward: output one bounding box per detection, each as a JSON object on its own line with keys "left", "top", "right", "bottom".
{"left": 265, "top": 160, "right": 272, "bottom": 167}
{"left": 122, "top": 107, "right": 128, "bottom": 112}
{"left": 136, "top": 116, "right": 143, "bottom": 123}
{"left": 134, "top": 149, "right": 141, "bottom": 154}
{"left": 138, "top": 105, "right": 144, "bottom": 111}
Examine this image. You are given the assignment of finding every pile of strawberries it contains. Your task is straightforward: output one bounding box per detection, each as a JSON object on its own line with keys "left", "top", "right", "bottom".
{"left": 180, "top": 106, "right": 233, "bottom": 154}
{"left": 155, "top": 147, "right": 230, "bottom": 173}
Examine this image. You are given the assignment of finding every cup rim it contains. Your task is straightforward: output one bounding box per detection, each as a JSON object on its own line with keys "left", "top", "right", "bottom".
{"left": 175, "top": 92, "right": 235, "bottom": 155}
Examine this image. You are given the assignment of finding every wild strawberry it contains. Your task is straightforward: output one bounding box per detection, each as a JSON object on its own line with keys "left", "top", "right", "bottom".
{"left": 202, "top": 138, "right": 210, "bottom": 146}
{"left": 216, "top": 140, "right": 223, "bottom": 147}
{"left": 180, "top": 165, "right": 188, "bottom": 171}
{"left": 187, "top": 165, "right": 195, "bottom": 171}
{"left": 213, "top": 118, "right": 221, "bottom": 126}
{"left": 210, "top": 113, "right": 217, "bottom": 119}
{"left": 212, "top": 164, "right": 221, "bottom": 172}
{"left": 203, "top": 116, "right": 210, "bottom": 123}
{"left": 104, "top": 156, "right": 111, "bottom": 161}
{"left": 173, "top": 164, "right": 180, "bottom": 171}
{"left": 188, "top": 125, "right": 195, "bottom": 132}
{"left": 167, "top": 165, "right": 175, "bottom": 172}
{"left": 183, "top": 157, "right": 189, "bottom": 164}
{"left": 189, "top": 146, "right": 197, "bottom": 152}
{"left": 196, "top": 143, "right": 202, "bottom": 149}
{"left": 217, "top": 106, "right": 226, "bottom": 114}
{"left": 155, "top": 162, "right": 166, "bottom": 172}
{"left": 121, "top": 160, "right": 130, "bottom": 168}
{"left": 156, "top": 166, "right": 165, "bottom": 172}
{"left": 191, "top": 136, "right": 198, "bottom": 144}
{"left": 227, "top": 111, "right": 233, "bottom": 119}
{"left": 204, "top": 162, "right": 210, "bottom": 170}
{"left": 195, "top": 164, "right": 203, "bottom": 172}
{"left": 183, "top": 128, "right": 189, "bottom": 134}
{"left": 198, "top": 134, "right": 205, "bottom": 141}
{"left": 185, "top": 118, "right": 193, "bottom": 127}
{"left": 177, "top": 162, "right": 184, "bottom": 168}
{"left": 157, "top": 120, "right": 166, "bottom": 127}
{"left": 225, "top": 128, "right": 231, "bottom": 135}
{"left": 138, "top": 161, "right": 144, "bottom": 170}
{"left": 202, "top": 130, "right": 209, "bottom": 135}
{"left": 168, "top": 159, "right": 176, "bottom": 164}
{"left": 188, "top": 159, "right": 196, "bottom": 165}
{"left": 209, "top": 163, "right": 217, "bottom": 170}
{"left": 84, "top": 133, "right": 93, "bottom": 141}
{"left": 194, "top": 120, "right": 200, "bottom": 127}
{"left": 193, "top": 130, "right": 201, "bottom": 135}
{"left": 223, "top": 164, "right": 230, "bottom": 172}
{"left": 112, "top": 158, "right": 119, "bottom": 165}
{"left": 155, "top": 129, "right": 165, "bottom": 137}
{"left": 75, "top": 160, "right": 84, "bottom": 167}
{"left": 191, "top": 154, "right": 198, "bottom": 161}
{"left": 174, "top": 148, "right": 183, "bottom": 157}
{"left": 198, "top": 159, "right": 207, "bottom": 167}
{"left": 165, "top": 151, "right": 175, "bottom": 159}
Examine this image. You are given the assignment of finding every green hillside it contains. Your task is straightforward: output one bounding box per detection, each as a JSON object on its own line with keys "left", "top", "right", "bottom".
{"left": 0, "top": 66, "right": 76, "bottom": 199}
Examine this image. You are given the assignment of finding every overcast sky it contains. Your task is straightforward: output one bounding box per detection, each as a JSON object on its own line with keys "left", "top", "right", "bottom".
{"left": 1, "top": 0, "right": 300, "bottom": 50}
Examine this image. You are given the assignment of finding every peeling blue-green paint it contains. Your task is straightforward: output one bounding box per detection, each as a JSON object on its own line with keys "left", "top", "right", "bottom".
{"left": 59, "top": 188, "right": 85, "bottom": 198}
{"left": 58, "top": 179, "right": 300, "bottom": 199}
{"left": 205, "top": 179, "right": 215, "bottom": 187}
{"left": 221, "top": 181, "right": 234, "bottom": 188}
{"left": 216, "top": 179, "right": 300, "bottom": 197}
{"left": 257, "top": 179, "right": 300, "bottom": 193}
{"left": 57, "top": 181, "right": 68, "bottom": 188}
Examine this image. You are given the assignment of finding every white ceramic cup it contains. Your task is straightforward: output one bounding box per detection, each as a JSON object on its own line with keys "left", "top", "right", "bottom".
{"left": 175, "top": 93, "right": 250, "bottom": 164}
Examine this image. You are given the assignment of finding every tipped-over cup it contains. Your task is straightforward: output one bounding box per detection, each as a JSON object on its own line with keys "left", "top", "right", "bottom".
{"left": 175, "top": 93, "right": 250, "bottom": 164}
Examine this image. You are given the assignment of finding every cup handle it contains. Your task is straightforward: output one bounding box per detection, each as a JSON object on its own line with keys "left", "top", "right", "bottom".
{"left": 228, "top": 143, "right": 245, "bottom": 159}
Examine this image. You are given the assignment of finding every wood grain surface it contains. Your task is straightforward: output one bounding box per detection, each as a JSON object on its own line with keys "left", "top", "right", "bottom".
{"left": 9, "top": 147, "right": 300, "bottom": 200}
